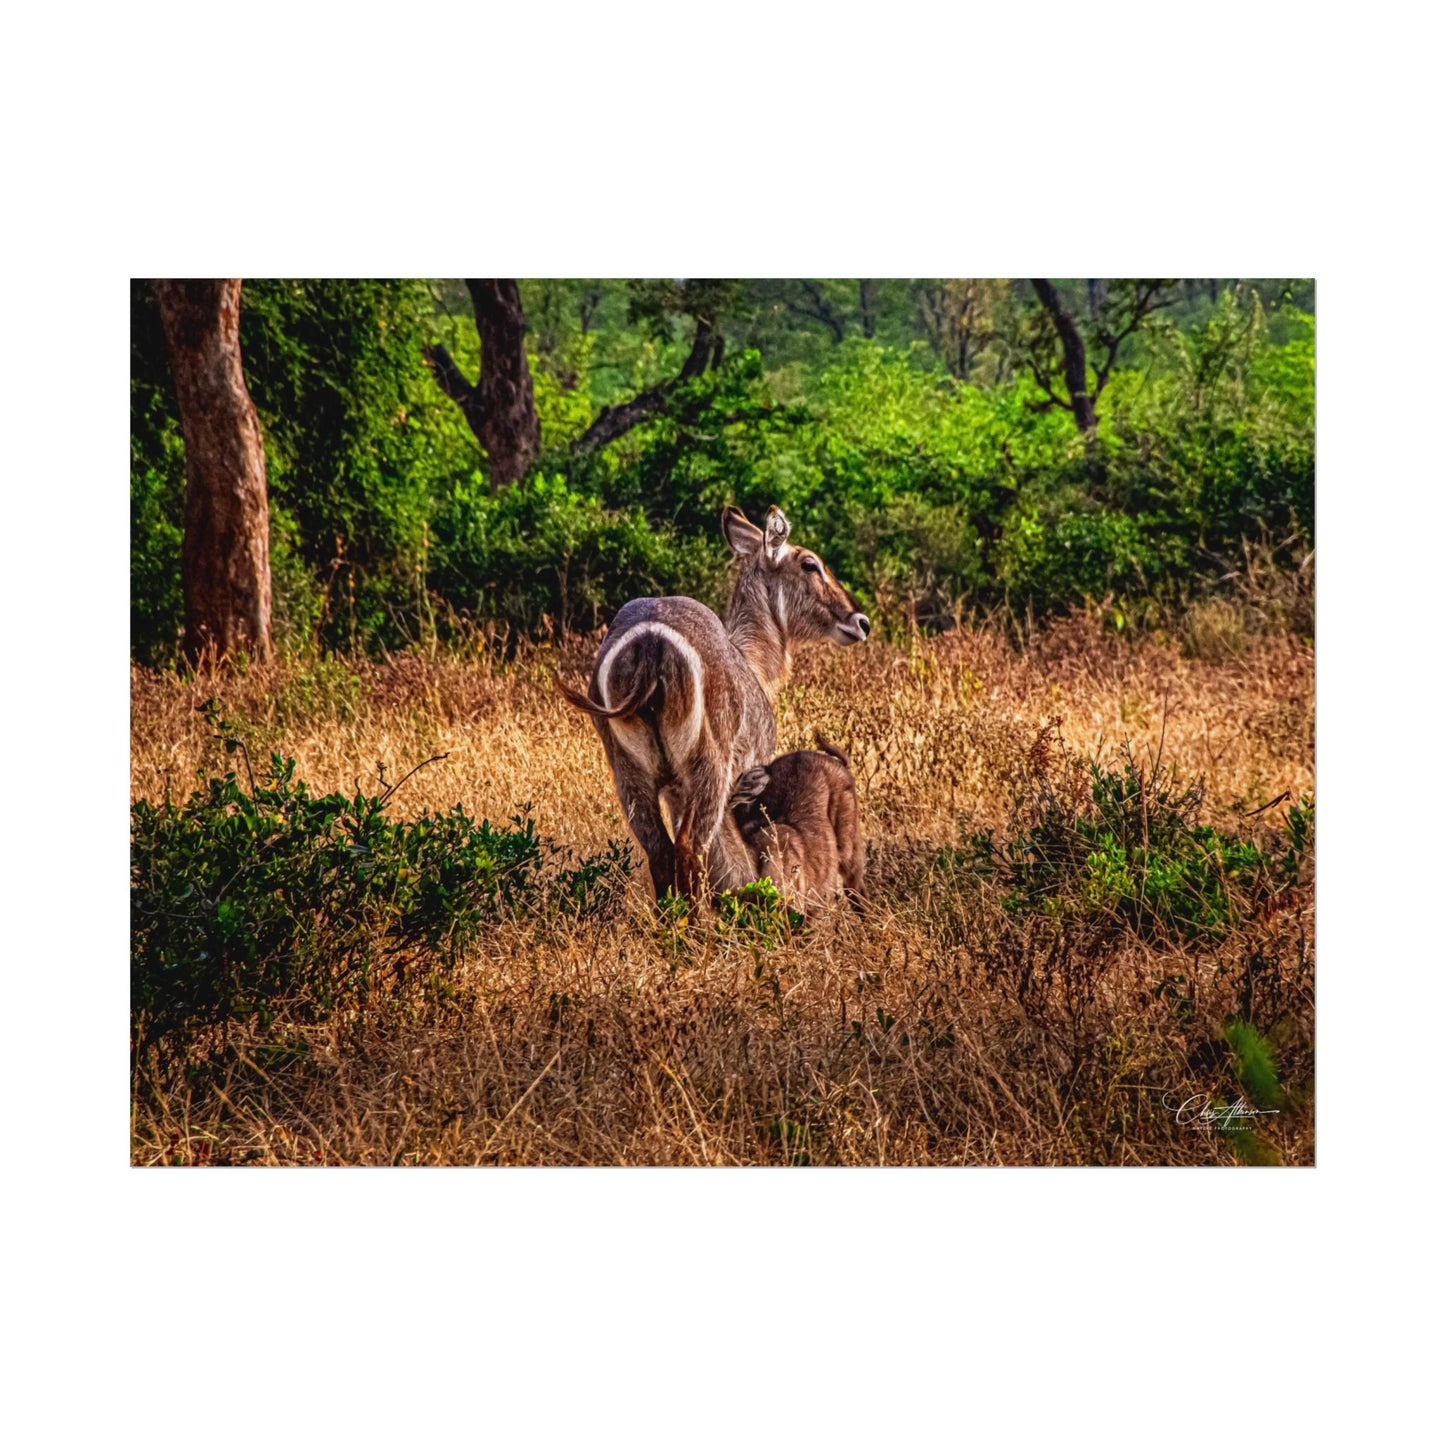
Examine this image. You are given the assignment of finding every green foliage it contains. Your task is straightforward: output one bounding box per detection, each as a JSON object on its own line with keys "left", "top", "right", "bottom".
{"left": 1224, "top": 1128, "right": 1281, "bottom": 1167}
{"left": 130, "top": 281, "right": 186, "bottom": 666}
{"left": 1218, "top": 1020, "right": 1286, "bottom": 1165}
{"left": 1281, "top": 795, "right": 1315, "bottom": 880}
{"left": 131, "top": 750, "right": 629, "bottom": 1073}
{"left": 552, "top": 838, "right": 634, "bottom": 917}
{"left": 591, "top": 349, "right": 807, "bottom": 532}
{"left": 995, "top": 504, "right": 1177, "bottom": 616}
{"left": 715, "top": 877, "right": 804, "bottom": 946}
{"left": 970, "top": 733, "right": 1305, "bottom": 943}
{"left": 238, "top": 279, "right": 477, "bottom": 651}
{"left": 1223, "top": 1021, "right": 1282, "bottom": 1111}
{"left": 626, "top": 278, "right": 747, "bottom": 338}
{"left": 131, "top": 280, "right": 1314, "bottom": 662}
{"left": 759, "top": 312, "right": 1312, "bottom": 626}
{"left": 1102, "top": 298, "right": 1315, "bottom": 564}
{"left": 431, "top": 472, "right": 724, "bottom": 636}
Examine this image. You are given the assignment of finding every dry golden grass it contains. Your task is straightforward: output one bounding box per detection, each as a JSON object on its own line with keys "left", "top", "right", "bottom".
{"left": 130, "top": 614, "right": 1314, "bottom": 1166}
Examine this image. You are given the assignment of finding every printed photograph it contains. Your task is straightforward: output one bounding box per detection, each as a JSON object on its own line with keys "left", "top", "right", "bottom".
{"left": 130, "top": 279, "right": 1315, "bottom": 1166}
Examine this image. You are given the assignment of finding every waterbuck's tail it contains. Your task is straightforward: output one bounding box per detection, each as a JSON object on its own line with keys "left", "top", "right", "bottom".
{"left": 557, "top": 671, "right": 657, "bottom": 721}
{"left": 814, "top": 732, "right": 851, "bottom": 768}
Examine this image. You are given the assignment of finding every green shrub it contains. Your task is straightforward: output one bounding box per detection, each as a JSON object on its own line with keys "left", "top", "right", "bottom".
{"left": 431, "top": 472, "right": 724, "bottom": 635}
{"left": 131, "top": 751, "right": 631, "bottom": 1074}
{"left": 130, "top": 284, "right": 187, "bottom": 667}
{"left": 552, "top": 838, "right": 635, "bottom": 917}
{"left": 968, "top": 728, "right": 1311, "bottom": 943}
{"left": 995, "top": 504, "right": 1180, "bottom": 614}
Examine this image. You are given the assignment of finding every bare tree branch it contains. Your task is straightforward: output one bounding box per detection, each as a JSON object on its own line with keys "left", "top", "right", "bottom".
{"left": 782, "top": 281, "right": 847, "bottom": 343}
{"left": 574, "top": 313, "right": 722, "bottom": 453}
{"left": 422, "top": 343, "right": 480, "bottom": 409}
{"left": 1090, "top": 280, "right": 1173, "bottom": 400}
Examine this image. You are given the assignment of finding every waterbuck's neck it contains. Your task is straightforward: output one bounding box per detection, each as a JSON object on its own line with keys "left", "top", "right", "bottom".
{"left": 724, "top": 570, "right": 791, "bottom": 702}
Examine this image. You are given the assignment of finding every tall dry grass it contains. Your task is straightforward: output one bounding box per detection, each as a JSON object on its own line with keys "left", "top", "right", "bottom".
{"left": 130, "top": 614, "right": 1314, "bottom": 1165}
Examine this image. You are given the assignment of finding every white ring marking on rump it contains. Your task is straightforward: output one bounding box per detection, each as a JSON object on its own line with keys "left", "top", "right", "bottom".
{"left": 595, "top": 620, "right": 705, "bottom": 763}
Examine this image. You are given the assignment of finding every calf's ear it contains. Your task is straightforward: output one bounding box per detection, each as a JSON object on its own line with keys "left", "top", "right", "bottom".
{"left": 729, "top": 767, "right": 771, "bottom": 806}
{"left": 722, "top": 505, "right": 764, "bottom": 558}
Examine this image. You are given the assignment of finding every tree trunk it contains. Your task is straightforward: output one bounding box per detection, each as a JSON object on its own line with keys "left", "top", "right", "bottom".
{"left": 153, "top": 279, "right": 273, "bottom": 665}
{"left": 424, "top": 279, "right": 541, "bottom": 490}
{"left": 468, "top": 279, "right": 541, "bottom": 486}
{"left": 1031, "top": 279, "right": 1097, "bottom": 434}
{"left": 859, "top": 279, "right": 877, "bottom": 339}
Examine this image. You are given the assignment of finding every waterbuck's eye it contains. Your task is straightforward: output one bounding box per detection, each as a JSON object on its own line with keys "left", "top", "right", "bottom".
{"left": 802, "top": 557, "right": 823, "bottom": 576}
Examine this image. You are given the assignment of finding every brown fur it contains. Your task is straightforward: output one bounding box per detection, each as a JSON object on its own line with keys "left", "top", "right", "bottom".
{"left": 560, "top": 506, "right": 869, "bottom": 904}
{"left": 730, "top": 736, "right": 864, "bottom": 917}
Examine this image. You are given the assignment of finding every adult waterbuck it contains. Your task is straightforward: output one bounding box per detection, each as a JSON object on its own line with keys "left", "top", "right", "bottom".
{"left": 559, "top": 504, "right": 870, "bottom": 903}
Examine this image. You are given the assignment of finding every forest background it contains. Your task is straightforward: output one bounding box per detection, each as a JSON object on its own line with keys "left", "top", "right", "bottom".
{"left": 130, "top": 278, "right": 1314, "bottom": 667}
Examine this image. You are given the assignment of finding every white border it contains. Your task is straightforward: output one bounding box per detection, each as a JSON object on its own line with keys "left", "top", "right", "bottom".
{"left": 6, "top": 3, "right": 1440, "bottom": 1438}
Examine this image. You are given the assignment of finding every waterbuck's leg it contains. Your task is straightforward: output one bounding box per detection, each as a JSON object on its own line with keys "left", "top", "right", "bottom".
{"left": 672, "top": 760, "right": 735, "bottom": 903}
{"left": 599, "top": 738, "right": 676, "bottom": 901}
{"left": 619, "top": 783, "right": 676, "bottom": 901}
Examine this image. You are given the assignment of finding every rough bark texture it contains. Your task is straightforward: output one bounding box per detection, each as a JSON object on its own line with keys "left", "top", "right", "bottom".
{"left": 153, "top": 279, "right": 273, "bottom": 665}
{"left": 424, "top": 279, "right": 541, "bottom": 490}
{"left": 1031, "top": 278, "right": 1097, "bottom": 434}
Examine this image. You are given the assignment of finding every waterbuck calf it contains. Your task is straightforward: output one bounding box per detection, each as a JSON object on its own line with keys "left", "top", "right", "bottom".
{"left": 729, "top": 737, "right": 863, "bottom": 917}
{"left": 560, "top": 505, "right": 869, "bottom": 903}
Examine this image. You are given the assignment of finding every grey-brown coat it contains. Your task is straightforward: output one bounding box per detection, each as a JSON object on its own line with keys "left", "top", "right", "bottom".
{"left": 560, "top": 505, "right": 869, "bottom": 902}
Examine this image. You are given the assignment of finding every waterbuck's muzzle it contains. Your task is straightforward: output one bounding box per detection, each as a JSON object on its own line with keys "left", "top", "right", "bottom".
{"left": 836, "top": 612, "right": 870, "bottom": 644}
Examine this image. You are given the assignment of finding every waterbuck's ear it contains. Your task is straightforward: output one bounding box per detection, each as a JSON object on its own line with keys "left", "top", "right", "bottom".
{"left": 764, "top": 505, "right": 792, "bottom": 563}
{"left": 722, "top": 505, "right": 764, "bottom": 558}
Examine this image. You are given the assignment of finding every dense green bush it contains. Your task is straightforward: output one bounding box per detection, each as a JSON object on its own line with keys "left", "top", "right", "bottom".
{"left": 130, "top": 279, "right": 479, "bottom": 661}
{"left": 968, "top": 729, "right": 1313, "bottom": 942}
{"left": 431, "top": 472, "right": 727, "bottom": 635}
{"left": 753, "top": 308, "right": 1313, "bottom": 626}
{"left": 131, "top": 751, "right": 632, "bottom": 1072}
{"left": 130, "top": 286, "right": 188, "bottom": 665}
{"left": 588, "top": 350, "right": 809, "bottom": 532}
